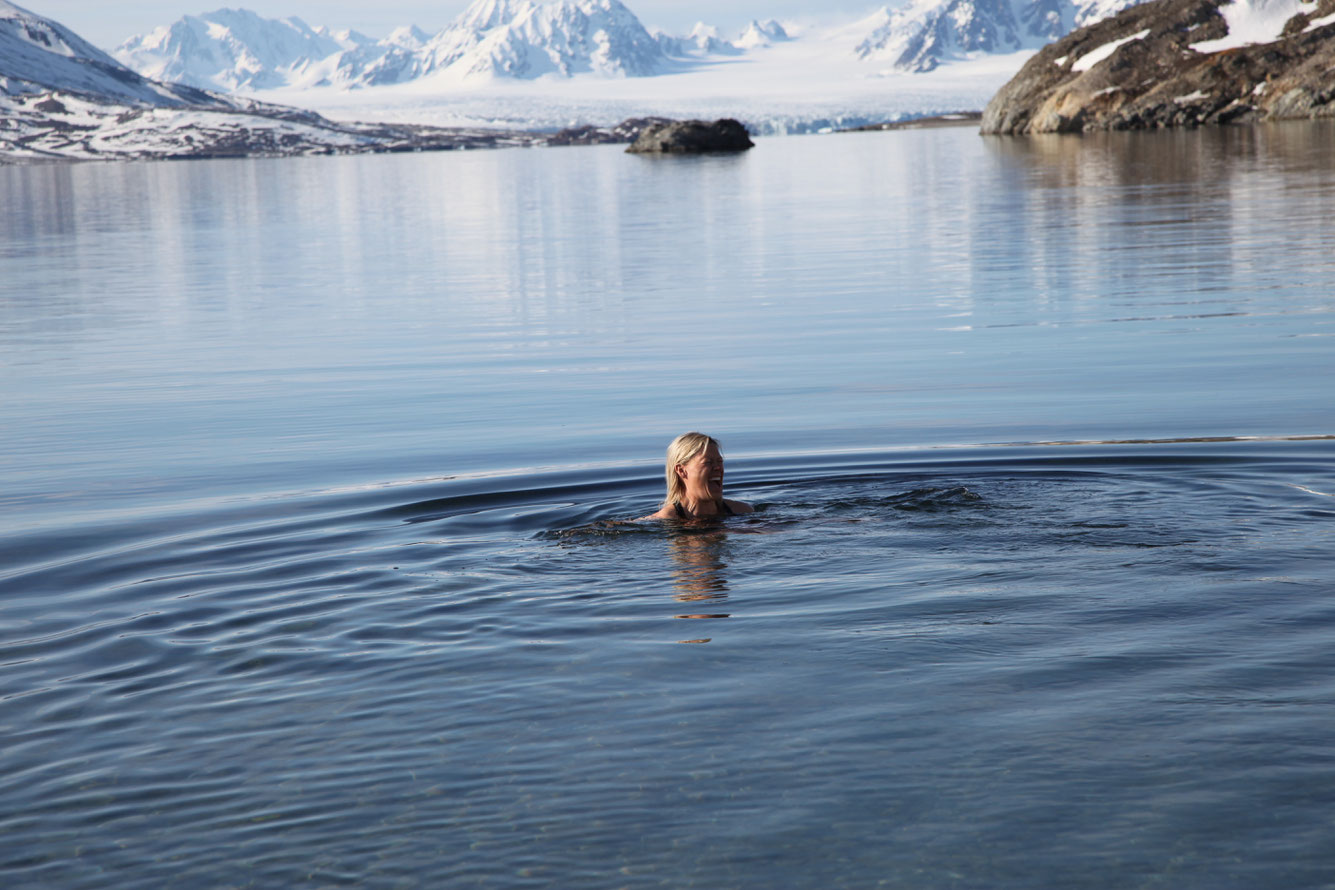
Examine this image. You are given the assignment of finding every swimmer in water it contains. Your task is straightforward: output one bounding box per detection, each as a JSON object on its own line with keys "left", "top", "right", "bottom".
{"left": 644, "top": 432, "right": 754, "bottom": 520}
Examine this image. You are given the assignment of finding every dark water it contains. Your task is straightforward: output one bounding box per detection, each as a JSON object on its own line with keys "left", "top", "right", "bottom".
{"left": 2, "top": 123, "right": 1334, "bottom": 887}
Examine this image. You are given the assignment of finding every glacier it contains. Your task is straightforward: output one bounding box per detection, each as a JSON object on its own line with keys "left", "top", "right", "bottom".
{"left": 112, "top": 0, "right": 1152, "bottom": 91}
{"left": 103, "top": 0, "right": 1150, "bottom": 134}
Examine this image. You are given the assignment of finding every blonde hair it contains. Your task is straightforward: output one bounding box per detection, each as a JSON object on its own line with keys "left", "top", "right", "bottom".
{"left": 664, "top": 432, "right": 720, "bottom": 506}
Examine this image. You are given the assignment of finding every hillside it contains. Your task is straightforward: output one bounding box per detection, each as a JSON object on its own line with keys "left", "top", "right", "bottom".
{"left": 980, "top": 0, "right": 1335, "bottom": 132}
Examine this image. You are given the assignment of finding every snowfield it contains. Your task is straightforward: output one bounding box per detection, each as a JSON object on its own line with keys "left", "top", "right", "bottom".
{"left": 254, "top": 37, "right": 1039, "bottom": 134}
{"left": 108, "top": 0, "right": 1128, "bottom": 134}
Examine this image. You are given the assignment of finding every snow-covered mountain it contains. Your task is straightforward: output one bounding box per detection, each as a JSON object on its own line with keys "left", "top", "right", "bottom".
{"left": 112, "top": 0, "right": 1148, "bottom": 93}
{"left": 408, "top": 0, "right": 667, "bottom": 80}
{"left": 855, "top": 0, "right": 1143, "bottom": 72}
{"left": 653, "top": 22, "right": 743, "bottom": 56}
{"left": 0, "top": 0, "right": 218, "bottom": 104}
{"left": 115, "top": 0, "right": 671, "bottom": 91}
{"left": 737, "top": 19, "right": 791, "bottom": 49}
{"left": 0, "top": 1, "right": 547, "bottom": 162}
{"left": 113, "top": 8, "right": 376, "bottom": 91}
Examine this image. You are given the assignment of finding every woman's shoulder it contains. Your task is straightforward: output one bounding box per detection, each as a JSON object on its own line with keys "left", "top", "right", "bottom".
{"left": 724, "top": 499, "right": 755, "bottom": 515}
{"left": 640, "top": 504, "right": 676, "bottom": 521}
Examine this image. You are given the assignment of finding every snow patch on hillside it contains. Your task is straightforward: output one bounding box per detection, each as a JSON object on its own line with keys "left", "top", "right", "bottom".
{"left": 1191, "top": 0, "right": 1315, "bottom": 52}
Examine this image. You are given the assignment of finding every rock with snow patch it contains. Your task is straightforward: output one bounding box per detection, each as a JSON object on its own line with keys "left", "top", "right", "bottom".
{"left": 625, "top": 118, "right": 754, "bottom": 153}
{"left": 980, "top": 0, "right": 1335, "bottom": 132}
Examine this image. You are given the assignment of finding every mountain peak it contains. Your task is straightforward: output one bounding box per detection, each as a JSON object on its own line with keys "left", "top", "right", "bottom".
{"left": 856, "top": 0, "right": 1143, "bottom": 71}
{"left": 737, "top": 19, "right": 790, "bottom": 48}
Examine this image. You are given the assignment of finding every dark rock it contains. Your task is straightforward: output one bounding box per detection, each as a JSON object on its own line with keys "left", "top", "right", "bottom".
{"left": 981, "top": 0, "right": 1335, "bottom": 133}
{"left": 625, "top": 118, "right": 755, "bottom": 153}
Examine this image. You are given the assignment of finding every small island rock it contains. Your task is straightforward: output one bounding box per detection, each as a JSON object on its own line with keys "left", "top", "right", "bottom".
{"left": 980, "top": 0, "right": 1335, "bottom": 134}
{"left": 626, "top": 118, "right": 755, "bottom": 153}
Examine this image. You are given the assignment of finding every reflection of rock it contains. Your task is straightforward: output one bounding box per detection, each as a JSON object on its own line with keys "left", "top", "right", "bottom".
{"left": 981, "top": 0, "right": 1335, "bottom": 134}
{"left": 626, "top": 118, "right": 755, "bottom": 153}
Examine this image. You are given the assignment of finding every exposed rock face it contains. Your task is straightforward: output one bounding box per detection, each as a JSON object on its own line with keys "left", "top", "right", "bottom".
{"left": 625, "top": 118, "right": 755, "bottom": 153}
{"left": 981, "top": 0, "right": 1335, "bottom": 133}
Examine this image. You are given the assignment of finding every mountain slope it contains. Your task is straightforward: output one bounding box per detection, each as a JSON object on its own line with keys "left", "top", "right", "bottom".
{"left": 114, "top": 8, "right": 374, "bottom": 91}
{"left": 0, "top": 1, "right": 558, "bottom": 161}
{"left": 856, "top": 0, "right": 1146, "bottom": 71}
{"left": 423, "top": 0, "right": 668, "bottom": 79}
{"left": 981, "top": 0, "right": 1335, "bottom": 132}
{"left": 114, "top": 0, "right": 669, "bottom": 91}
{"left": 0, "top": 0, "right": 216, "bottom": 104}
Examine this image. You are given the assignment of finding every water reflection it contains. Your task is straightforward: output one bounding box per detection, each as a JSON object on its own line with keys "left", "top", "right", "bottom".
{"left": 667, "top": 526, "right": 731, "bottom": 641}
{"left": 972, "top": 121, "right": 1335, "bottom": 324}
{"left": 982, "top": 120, "right": 1335, "bottom": 187}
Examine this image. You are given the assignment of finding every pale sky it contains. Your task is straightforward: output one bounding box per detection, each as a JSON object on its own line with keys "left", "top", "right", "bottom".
{"left": 37, "top": 1, "right": 889, "bottom": 50}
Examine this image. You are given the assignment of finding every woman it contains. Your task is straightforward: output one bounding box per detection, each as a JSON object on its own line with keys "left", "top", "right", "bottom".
{"left": 644, "top": 432, "right": 754, "bottom": 520}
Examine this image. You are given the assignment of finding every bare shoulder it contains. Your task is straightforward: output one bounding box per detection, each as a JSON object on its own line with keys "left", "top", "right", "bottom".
{"left": 726, "top": 499, "right": 755, "bottom": 515}
{"left": 640, "top": 505, "right": 674, "bottom": 521}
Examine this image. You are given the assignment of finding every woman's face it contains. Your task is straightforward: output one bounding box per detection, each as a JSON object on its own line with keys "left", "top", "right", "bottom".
{"left": 677, "top": 443, "right": 724, "bottom": 501}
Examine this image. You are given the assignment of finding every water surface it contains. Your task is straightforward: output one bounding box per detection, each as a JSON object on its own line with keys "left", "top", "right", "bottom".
{"left": 2, "top": 123, "right": 1334, "bottom": 888}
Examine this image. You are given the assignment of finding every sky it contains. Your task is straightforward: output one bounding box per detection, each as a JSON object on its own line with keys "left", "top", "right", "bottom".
{"left": 38, "top": 0, "right": 890, "bottom": 50}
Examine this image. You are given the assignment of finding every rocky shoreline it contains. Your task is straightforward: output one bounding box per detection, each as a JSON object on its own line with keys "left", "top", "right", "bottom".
{"left": 981, "top": 0, "right": 1335, "bottom": 134}
{"left": 2, "top": 93, "right": 751, "bottom": 163}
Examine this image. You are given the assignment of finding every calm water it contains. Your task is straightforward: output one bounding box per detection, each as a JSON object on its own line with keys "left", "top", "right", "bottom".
{"left": 2, "top": 123, "right": 1334, "bottom": 888}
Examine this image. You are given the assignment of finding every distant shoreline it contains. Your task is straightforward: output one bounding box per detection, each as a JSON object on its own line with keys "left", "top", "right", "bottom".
{"left": 839, "top": 111, "right": 982, "bottom": 132}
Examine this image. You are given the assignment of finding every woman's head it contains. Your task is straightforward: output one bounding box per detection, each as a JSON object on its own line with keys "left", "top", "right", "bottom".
{"left": 665, "top": 432, "right": 723, "bottom": 505}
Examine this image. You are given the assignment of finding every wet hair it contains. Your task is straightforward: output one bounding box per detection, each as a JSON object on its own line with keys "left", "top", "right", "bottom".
{"left": 664, "top": 432, "right": 720, "bottom": 507}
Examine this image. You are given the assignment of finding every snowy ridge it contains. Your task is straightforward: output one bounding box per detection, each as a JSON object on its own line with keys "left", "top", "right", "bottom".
{"left": 0, "top": 0, "right": 215, "bottom": 105}
{"left": 855, "top": 0, "right": 1145, "bottom": 72}
{"left": 115, "top": 0, "right": 671, "bottom": 91}
{"left": 411, "top": 0, "right": 667, "bottom": 81}
{"left": 737, "top": 20, "right": 791, "bottom": 49}
{"left": 111, "top": 0, "right": 1151, "bottom": 92}
{"left": 0, "top": 1, "right": 545, "bottom": 162}
{"left": 114, "top": 9, "right": 375, "bottom": 91}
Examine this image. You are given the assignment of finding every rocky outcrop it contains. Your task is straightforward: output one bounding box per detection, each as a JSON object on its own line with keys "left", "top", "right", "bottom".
{"left": 625, "top": 118, "right": 755, "bottom": 153}
{"left": 981, "top": 0, "right": 1335, "bottom": 133}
